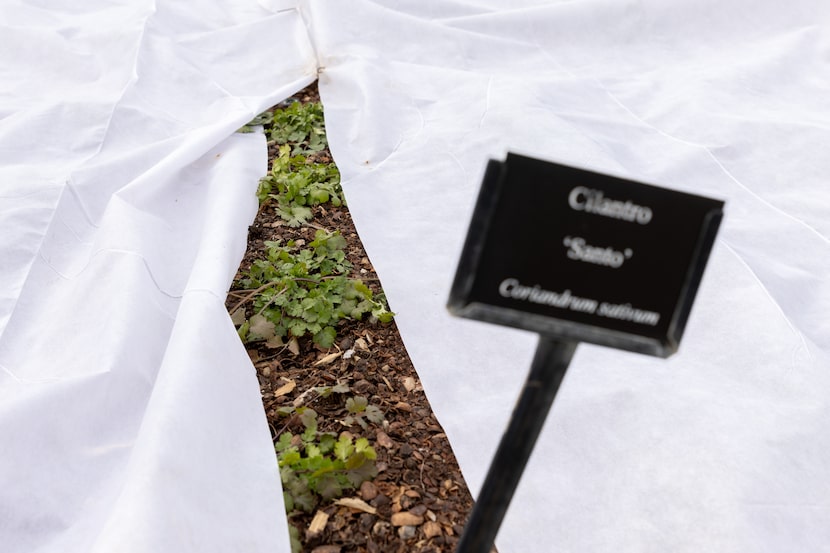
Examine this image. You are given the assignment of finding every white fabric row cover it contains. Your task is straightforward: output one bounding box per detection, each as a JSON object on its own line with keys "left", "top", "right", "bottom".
{"left": 2, "top": 1, "right": 830, "bottom": 552}
{"left": 313, "top": 1, "right": 830, "bottom": 552}
{"left": 0, "top": 1, "right": 316, "bottom": 551}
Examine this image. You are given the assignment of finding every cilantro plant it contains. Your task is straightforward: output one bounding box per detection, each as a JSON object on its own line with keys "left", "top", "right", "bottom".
{"left": 234, "top": 229, "right": 393, "bottom": 349}
{"left": 343, "top": 396, "right": 385, "bottom": 430}
{"left": 269, "top": 101, "right": 328, "bottom": 155}
{"left": 257, "top": 144, "right": 344, "bottom": 227}
{"left": 276, "top": 407, "right": 378, "bottom": 514}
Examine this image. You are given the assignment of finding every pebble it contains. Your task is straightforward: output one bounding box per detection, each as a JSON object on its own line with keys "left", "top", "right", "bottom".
{"left": 360, "top": 481, "right": 378, "bottom": 501}
{"left": 397, "top": 526, "right": 416, "bottom": 540}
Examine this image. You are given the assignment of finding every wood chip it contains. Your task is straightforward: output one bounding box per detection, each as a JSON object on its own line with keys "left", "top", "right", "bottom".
{"left": 307, "top": 510, "right": 329, "bottom": 537}
{"left": 314, "top": 351, "right": 341, "bottom": 366}
{"left": 288, "top": 337, "right": 300, "bottom": 355}
{"left": 390, "top": 512, "right": 424, "bottom": 527}
{"left": 310, "top": 546, "right": 341, "bottom": 553}
{"left": 423, "top": 520, "right": 443, "bottom": 538}
{"left": 354, "top": 337, "right": 369, "bottom": 351}
{"left": 293, "top": 386, "right": 315, "bottom": 407}
{"left": 274, "top": 378, "right": 296, "bottom": 397}
{"left": 334, "top": 497, "right": 377, "bottom": 514}
{"left": 402, "top": 376, "right": 417, "bottom": 392}
{"left": 376, "top": 430, "right": 394, "bottom": 449}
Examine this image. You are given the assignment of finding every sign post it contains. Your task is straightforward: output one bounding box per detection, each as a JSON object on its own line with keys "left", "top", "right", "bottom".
{"left": 448, "top": 153, "right": 724, "bottom": 553}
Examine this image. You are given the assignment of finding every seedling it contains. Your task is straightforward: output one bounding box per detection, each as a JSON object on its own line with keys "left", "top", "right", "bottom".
{"left": 233, "top": 229, "right": 393, "bottom": 348}
{"left": 276, "top": 408, "right": 379, "bottom": 514}
{"left": 342, "top": 396, "right": 384, "bottom": 430}
{"left": 257, "top": 144, "right": 344, "bottom": 227}
{"left": 269, "top": 101, "right": 328, "bottom": 155}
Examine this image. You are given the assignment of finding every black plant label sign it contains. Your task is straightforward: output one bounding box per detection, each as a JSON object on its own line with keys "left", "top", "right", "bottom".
{"left": 448, "top": 153, "right": 724, "bottom": 357}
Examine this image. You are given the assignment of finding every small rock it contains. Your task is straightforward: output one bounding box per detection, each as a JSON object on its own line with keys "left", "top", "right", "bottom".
{"left": 397, "top": 525, "right": 417, "bottom": 540}
{"left": 360, "top": 481, "right": 378, "bottom": 501}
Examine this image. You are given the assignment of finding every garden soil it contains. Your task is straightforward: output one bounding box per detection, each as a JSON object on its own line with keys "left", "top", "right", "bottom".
{"left": 225, "top": 82, "right": 483, "bottom": 553}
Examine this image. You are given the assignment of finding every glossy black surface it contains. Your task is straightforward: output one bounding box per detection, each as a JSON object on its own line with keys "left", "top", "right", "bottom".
{"left": 449, "top": 153, "right": 724, "bottom": 357}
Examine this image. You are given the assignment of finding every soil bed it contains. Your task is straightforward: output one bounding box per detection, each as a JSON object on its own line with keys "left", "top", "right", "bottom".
{"left": 226, "top": 82, "right": 477, "bottom": 553}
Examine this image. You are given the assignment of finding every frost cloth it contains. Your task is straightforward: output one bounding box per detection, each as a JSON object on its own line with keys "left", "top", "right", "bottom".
{"left": 2, "top": 1, "right": 830, "bottom": 553}
{"left": 312, "top": 2, "right": 830, "bottom": 552}
{"left": 0, "top": 1, "right": 316, "bottom": 551}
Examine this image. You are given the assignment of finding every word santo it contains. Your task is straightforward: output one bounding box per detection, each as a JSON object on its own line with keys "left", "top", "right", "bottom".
{"left": 568, "top": 186, "right": 653, "bottom": 225}
{"left": 563, "top": 236, "right": 633, "bottom": 268}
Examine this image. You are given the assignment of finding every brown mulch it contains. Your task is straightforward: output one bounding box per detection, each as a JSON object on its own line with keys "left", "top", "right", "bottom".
{"left": 225, "top": 82, "right": 476, "bottom": 553}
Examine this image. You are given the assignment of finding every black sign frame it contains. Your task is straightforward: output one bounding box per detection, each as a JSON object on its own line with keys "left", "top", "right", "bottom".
{"left": 448, "top": 153, "right": 724, "bottom": 357}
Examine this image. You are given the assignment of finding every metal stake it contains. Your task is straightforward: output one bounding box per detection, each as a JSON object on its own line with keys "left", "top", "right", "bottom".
{"left": 456, "top": 336, "right": 577, "bottom": 553}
